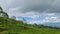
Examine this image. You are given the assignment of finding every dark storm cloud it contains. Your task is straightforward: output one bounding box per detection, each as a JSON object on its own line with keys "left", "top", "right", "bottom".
{"left": 19, "top": 0, "right": 55, "bottom": 13}
{"left": 18, "top": 0, "right": 60, "bottom": 13}
{"left": 1, "top": 0, "right": 60, "bottom": 13}
{"left": 23, "top": 0, "right": 60, "bottom": 13}
{"left": 0, "top": 0, "right": 60, "bottom": 17}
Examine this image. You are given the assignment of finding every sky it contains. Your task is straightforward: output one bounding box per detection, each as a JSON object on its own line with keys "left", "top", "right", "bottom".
{"left": 0, "top": 0, "right": 60, "bottom": 25}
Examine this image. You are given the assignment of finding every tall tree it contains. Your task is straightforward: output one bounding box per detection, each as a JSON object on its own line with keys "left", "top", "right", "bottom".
{"left": 0, "top": 6, "right": 9, "bottom": 18}
{"left": 0, "top": 6, "right": 3, "bottom": 11}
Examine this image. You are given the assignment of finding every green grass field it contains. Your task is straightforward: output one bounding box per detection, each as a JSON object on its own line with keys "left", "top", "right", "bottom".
{"left": 0, "top": 17, "right": 60, "bottom": 34}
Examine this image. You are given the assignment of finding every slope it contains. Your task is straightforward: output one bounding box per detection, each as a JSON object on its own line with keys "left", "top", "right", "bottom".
{"left": 0, "top": 17, "right": 60, "bottom": 34}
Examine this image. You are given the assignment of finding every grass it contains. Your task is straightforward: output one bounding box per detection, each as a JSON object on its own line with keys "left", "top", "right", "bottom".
{"left": 0, "top": 17, "right": 60, "bottom": 34}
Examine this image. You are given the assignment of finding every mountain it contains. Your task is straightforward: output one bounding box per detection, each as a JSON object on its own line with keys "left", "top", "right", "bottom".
{"left": 44, "top": 22, "right": 60, "bottom": 27}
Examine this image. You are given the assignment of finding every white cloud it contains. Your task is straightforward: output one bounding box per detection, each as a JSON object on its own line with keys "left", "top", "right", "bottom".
{"left": 42, "top": 16, "right": 60, "bottom": 23}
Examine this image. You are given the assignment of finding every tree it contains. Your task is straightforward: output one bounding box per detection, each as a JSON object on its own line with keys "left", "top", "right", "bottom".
{"left": 0, "top": 6, "right": 3, "bottom": 11}
{"left": 11, "top": 16, "right": 16, "bottom": 20}
{"left": 34, "top": 23, "right": 38, "bottom": 26}
{"left": 0, "top": 6, "right": 9, "bottom": 18}
{"left": 22, "top": 18, "right": 28, "bottom": 29}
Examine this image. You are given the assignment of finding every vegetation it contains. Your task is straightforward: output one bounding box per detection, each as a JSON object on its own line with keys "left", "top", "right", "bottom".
{"left": 0, "top": 6, "right": 9, "bottom": 18}
{"left": 0, "top": 7, "right": 60, "bottom": 34}
{"left": 0, "top": 17, "right": 60, "bottom": 34}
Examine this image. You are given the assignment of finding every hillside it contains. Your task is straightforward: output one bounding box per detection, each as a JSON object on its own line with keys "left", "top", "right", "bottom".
{"left": 0, "top": 17, "right": 60, "bottom": 34}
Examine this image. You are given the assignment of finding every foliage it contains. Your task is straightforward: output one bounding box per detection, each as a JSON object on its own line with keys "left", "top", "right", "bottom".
{"left": 11, "top": 16, "right": 16, "bottom": 20}
{"left": 0, "top": 7, "right": 9, "bottom": 18}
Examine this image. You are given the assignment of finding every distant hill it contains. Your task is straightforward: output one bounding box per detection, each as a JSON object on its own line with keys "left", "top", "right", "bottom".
{"left": 44, "top": 22, "right": 60, "bottom": 27}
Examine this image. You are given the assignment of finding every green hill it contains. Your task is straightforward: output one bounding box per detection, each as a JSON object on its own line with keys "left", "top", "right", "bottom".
{"left": 0, "top": 17, "right": 60, "bottom": 34}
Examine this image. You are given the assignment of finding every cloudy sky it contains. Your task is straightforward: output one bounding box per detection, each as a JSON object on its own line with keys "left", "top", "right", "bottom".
{"left": 0, "top": 0, "right": 60, "bottom": 24}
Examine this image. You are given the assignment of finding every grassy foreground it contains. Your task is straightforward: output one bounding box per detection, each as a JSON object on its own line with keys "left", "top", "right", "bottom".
{"left": 0, "top": 17, "right": 60, "bottom": 34}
